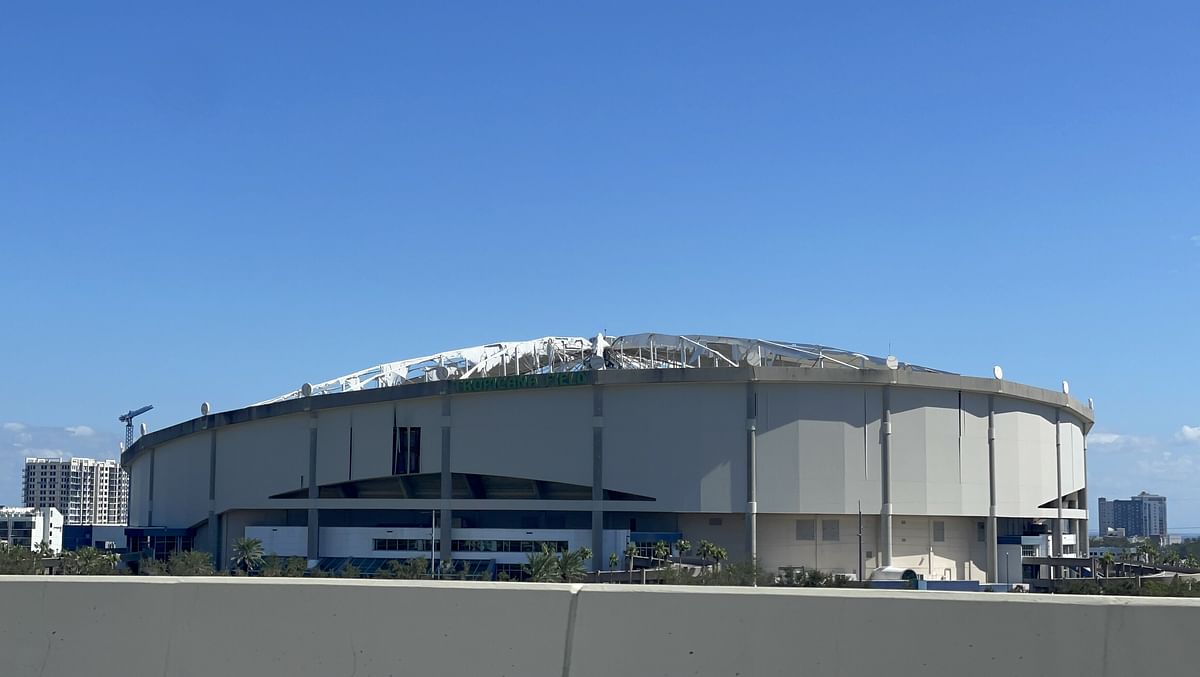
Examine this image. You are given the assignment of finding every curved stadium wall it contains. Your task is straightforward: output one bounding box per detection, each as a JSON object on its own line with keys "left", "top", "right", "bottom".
{"left": 121, "top": 335, "right": 1092, "bottom": 581}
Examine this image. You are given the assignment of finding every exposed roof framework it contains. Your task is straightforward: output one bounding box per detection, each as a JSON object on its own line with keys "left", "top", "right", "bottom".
{"left": 255, "top": 333, "right": 949, "bottom": 405}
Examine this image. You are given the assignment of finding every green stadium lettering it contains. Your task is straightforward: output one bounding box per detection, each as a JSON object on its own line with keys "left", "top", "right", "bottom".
{"left": 449, "top": 371, "right": 592, "bottom": 394}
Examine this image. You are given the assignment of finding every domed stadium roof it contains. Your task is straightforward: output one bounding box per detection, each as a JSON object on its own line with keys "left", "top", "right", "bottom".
{"left": 256, "top": 333, "right": 950, "bottom": 405}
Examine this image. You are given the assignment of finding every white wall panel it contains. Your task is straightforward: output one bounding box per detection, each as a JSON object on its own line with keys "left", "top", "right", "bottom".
{"left": 452, "top": 388, "right": 592, "bottom": 486}
{"left": 349, "top": 403, "right": 394, "bottom": 481}
{"left": 605, "top": 384, "right": 744, "bottom": 512}
{"left": 151, "top": 434, "right": 210, "bottom": 527}
{"left": 757, "top": 385, "right": 880, "bottom": 515}
{"left": 246, "top": 526, "right": 307, "bottom": 557}
{"left": 128, "top": 455, "right": 151, "bottom": 527}
{"left": 215, "top": 416, "right": 310, "bottom": 510}
{"left": 316, "top": 408, "right": 352, "bottom": 485}
{"left": 959, "top": 392, "right": 990, "bottom": 515}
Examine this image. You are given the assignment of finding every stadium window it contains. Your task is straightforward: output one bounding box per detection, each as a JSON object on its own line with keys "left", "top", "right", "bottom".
{"left": 708, "top": 517, "right": 723, "bottom": 526}
{"left": 795, "top": 519, "right": 815, "bottom": 541}
{"left": 977, "top": 521, "right": 985, "bottom": 543}
{"left": 822, "top": 519, "right": 840, "bottom": 542}
{"left": 408, "top": 427, "right": 420, "bottom": 474}
{"left": 392, "top": 427, "right": 422, "bottom": 475}
{"left": 933, "top": 521, "right": 946, "bottom": 542}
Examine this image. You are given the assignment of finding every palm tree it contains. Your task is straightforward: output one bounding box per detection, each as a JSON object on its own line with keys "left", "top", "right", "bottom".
{"left": 62, "top": 547, "right": 119, "bottom": 575}
{"left": 624, "top": 542, "right": 638, "bottom": 582}
{"left": 1137, "top": 541, "right": 1159, "bottom": 565}
{"left": 653, "top": 541, "right": 670, "bottom": 566}
{"left": 556, "top": 547, "right": 592, "bottom": 582}
{"left": 231, "top": 537, "right": 265, "bottom": 574}
{"left": 1100, "top": 553, "right": 1114, "bottom": 578}
{"left": 674, "top": 539, "right": 691, "bottom": 562}
{"left": 697, "top": 540, "right": 716, "bottom": 566}
{"left": 0, "top": 542, "right": 40, "bottom": 575}
{"left": 524, "top": 544, "right": 559, "bottom": 582}
{"left": 712, "top": 545, "right": 728, "bottom": 570}
{"left": 608, "top": 552, "right": 619, "bottom": 571}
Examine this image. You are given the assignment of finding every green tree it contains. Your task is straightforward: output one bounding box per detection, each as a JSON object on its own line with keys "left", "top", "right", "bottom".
{"left": 340, "top": 563, "right": 361, "bottom": 579}
{"left": 167, "top": 550, "right": 215, "bottom": 576}
{"left": 138, "top": 557, "right": 166, "bottom": 576}
{"left": 524, "top": 544, "right": 560, "bottom": 582}
{"left": 1100, "top": 553, "right": 1115, "bottom": 578}
{"left": 260, "top": 555, "right": 284, "bottom": 577}
{"left": 62, "top": 547, "right": 119, "bottom": 575}
{"left": 712, "top": 545, "right": 728, "bottom": 570}
{"left": 608, "top": 552, "right": 619, "bottom": 571}
{"left": 283, "top": 557, "right": 308, "bottom": 577}
{"left": 624, "top": 542, "right": 638, "bottom": 582}
{"left": 674, "top": 539, "right": 691, "bottom": 561}
{"left": 1137, "top": 540, "right": 1160, "bottom": 565}
{"left": 556, "top": 547, "right": 592, "bottom": 583}
{"left": 378, "top": 557, "right": 429, "bottom": 580}
{"left": 653, "top": 541, "right": 670, "bottom": 565}
{"left": 0, "top": 542, "right": 40, "bottom": 575}
{"left": 230, "top": 537, "right": 265, "bottom": 574}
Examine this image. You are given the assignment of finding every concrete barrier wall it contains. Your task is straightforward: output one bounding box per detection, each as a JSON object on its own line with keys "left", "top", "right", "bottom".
{"left": 0, "top": 578, "right": 1197, "bottom": 677}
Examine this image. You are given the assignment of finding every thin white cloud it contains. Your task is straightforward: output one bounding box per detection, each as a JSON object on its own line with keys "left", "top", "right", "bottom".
{"left": 1136, "top": 450, "right": 1198, "bottom": 479}
{"left": 1088, "top": 431, "right": 1153, "bottom": 452}
{"left": 1178, "top": 425, "right": 1200, "bottom": 444}
{"left": 2, "top": 422, "right": 25, "bottom": 432}
{"left": 65, "top": 425, "right": 95, "bottom": 437}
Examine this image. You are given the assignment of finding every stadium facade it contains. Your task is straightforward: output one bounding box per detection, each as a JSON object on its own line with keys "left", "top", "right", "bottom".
{"left": 121, "top": 334, "right": 1092, "bottom": 580}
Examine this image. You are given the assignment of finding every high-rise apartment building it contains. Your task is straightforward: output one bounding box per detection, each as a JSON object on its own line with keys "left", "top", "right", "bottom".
{"left": 1097, "top": 492, "right": 1167, "bottom": 539}
{"left": 22, "top": 457, "right": 129, "bottom": 526}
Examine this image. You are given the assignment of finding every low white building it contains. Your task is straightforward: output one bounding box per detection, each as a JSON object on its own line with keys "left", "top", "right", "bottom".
{"left": 0, "top": 507, "right": 64, "bottom": 553}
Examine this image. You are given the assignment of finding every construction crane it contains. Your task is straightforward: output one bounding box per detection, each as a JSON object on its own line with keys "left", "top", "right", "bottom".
{"left": 119, "top": 405, "right": 154, "bottom": 449}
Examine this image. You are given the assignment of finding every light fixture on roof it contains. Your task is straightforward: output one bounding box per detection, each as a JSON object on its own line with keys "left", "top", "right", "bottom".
{"left": 301, "top": 383, "right": 313, "bottom": 397}
{"left": 1088, "top": 398, "right": 1094, "bottom": 409}
{"left": 992, "top": 365, "right": 1004, "bottom": 380}
{"left": 1062, "top": 380, "right": 1070, "bottom": 395}
{"left": 200, "top": 402, "right": 210, "bottom": 416}
{"left": 885, "top": 355, "right": 899, "bottom": 370}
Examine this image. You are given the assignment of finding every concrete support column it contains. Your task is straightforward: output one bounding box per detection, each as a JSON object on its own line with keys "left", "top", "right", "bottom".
{"left": 986, "top": 395, "right": 998, "bottom": 583}
{"left": 745, "top": 382, "right": 758, "bottom": 567}
{"left": 1055, "top": 409, "right": 1064, "bottom": 559}
{"left": 147, "top": 448, "right": 155, "bottom": 527}
{"left": 207, "top": 429, "right": 219, "bottom": 568}
{"left": 879, "top": 386, "right": 893, "bottom": 567}
{"left": 306, "top": 414, "right": 319, "bottom": 562}
{"left": 1081, "top": 435, "right": 1089, "bottom": 555}
{"left": 591, "top": 384, "right": 604, "bottom": 572}
{"left": 439, "top": 392, "right": 452, "bottom": 568}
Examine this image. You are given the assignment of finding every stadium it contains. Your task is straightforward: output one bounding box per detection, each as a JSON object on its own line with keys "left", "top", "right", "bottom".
{"left": 121, "top": 333, "right": 1092, "bottom": 581}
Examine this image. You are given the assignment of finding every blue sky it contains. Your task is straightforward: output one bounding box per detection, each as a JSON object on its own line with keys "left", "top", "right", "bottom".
{"left": 1, "top": 4, "right": 1197, "bottom": 527}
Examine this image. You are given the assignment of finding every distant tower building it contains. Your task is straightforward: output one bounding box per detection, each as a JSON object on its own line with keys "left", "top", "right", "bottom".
{"left": 1097, "top": 492, "right": 1167, "bottom": 538}
{"left": 1097, "top": 498, "right": 1115, "bottom": 535}
{"left": 21, "top": 457, "right": 129, "bottom": 526}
